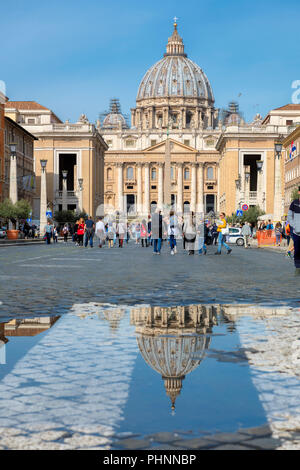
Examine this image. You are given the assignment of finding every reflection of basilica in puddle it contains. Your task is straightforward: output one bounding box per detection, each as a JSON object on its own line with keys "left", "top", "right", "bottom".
{"left": 0, "top": 317, "right": 60, "bottom": 364}
{"left": 130, "top": 305, "right": 218, "bottom": 411}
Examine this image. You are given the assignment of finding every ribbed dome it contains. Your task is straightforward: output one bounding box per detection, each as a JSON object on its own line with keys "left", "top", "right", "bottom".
{"left": 136, "top": 23, "right": 214, "bottom": 103}
{"left": 102, "top": 112, "right": 127, "bottom": 129}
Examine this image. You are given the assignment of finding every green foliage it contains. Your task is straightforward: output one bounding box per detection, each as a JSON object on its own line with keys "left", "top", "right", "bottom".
{"left": 54, "top": 210, "right": 77, "bottom": 224}
{"left": 227, "top": 206, "right": 265, "bottom": 226}
{"left": 54, "top": 209, "right": 89, "bottom": 225}
{"left": 0, "top": 198, "right": 32, "bottom": 229}
{"left": 291, "top": 187, "right": 299, "bottom": 202}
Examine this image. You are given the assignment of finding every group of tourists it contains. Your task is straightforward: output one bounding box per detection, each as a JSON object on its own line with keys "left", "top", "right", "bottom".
{"left": 43, "top": 210, "right": 233, "bottom": 256}
{"left": 41, "top": 186, "right": 300, "bottom": 273}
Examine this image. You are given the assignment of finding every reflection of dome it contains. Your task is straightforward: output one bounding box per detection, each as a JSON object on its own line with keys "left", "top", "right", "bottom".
{"left": 137, "top": 23, "right": 214, "bottom": 103}
{"left": 103, "top": 308, "right": 125, "bottom": 333}
{"left": 131, "top": 305, "right": 216, "bottom": 410}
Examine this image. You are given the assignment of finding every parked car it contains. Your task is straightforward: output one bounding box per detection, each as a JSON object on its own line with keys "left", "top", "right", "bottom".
{"left": 0, "top": 228, "right": 7, "bottom": 239}
{"left": 228, "top": 227, "right": 244, "bottom": 246}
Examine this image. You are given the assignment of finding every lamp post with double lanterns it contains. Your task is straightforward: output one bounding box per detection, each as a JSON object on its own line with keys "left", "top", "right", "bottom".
{"left": 9, "top": 143, "right": 17, "bottom": 205}
{"left": 40, "top": 159, "right": 48, "bottom": 235}
{"left": 62, "top": 170, "right": 68, "bottom": 211}
{"left": 256, "top": 160, "right": 264, "bottom": 210}
{"left": 244, "top": 165, "right": 251, "bottom": 207}
{"left": 274, "top": 139, "right": 283, "bottom": 221}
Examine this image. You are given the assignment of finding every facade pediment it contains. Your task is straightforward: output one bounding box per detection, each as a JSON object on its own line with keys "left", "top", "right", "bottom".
{"left": 144, "top": 138, "right": 197, "bottom": 154}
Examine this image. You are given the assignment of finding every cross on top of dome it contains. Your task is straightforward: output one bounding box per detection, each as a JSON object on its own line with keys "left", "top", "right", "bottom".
{"left": 165, "top": 20, "right": 186, "bottom": 57}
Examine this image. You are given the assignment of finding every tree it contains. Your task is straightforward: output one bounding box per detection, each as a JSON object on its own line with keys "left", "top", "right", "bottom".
{"left": 241, "top": 206, "right": 265, "bottom": 225}
{"left": 291, "top": 187, "right": 299, "bottom": 202}
{"left": 54, "top": 210, "right": 77, "bottom": 225}
{"left": 0, "top": 199, "right": 32, "bottom": 229}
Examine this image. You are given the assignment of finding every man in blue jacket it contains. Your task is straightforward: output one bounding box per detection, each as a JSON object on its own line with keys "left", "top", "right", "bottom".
{"left": 287, "top": 186, "right": 300, "bottom": 274}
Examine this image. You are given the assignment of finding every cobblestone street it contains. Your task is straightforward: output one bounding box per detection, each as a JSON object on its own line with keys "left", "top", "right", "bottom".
{"left": 0, "top": 242, "right": 299, "bottom": 320}
{"left": 0, "top": 242, "right": 299, "bottom": 450}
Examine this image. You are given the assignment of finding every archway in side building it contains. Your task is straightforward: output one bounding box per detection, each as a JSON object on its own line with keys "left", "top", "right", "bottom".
{"left": 150, "top": 201, "right": 157, "bottom": 213}
{"left": 126, "top": 194, "right": 135, "bottom": 214}
{"left": 205, "top": 194, "right": 215, "bottom": 214}
{"left": 184, "top": 201, "right": 190, "bottom": 213}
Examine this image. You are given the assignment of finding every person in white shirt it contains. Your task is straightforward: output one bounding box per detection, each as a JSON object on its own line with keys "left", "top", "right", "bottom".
{"left": 95, "top": 217, "right": 106, "bottom": 248}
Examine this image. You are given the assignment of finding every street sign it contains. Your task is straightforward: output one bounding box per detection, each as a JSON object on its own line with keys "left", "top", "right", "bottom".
{"left": 242, "top": 204, "right": 249, "bottom": 211}
{"left": 27, "top": 218, "right": 32, "bottom": 223}
{"left": 46, "top": 211, "right": 52, "bottom": 218}
{"left": 236, "top": 210, "right": 243, "bottom": 217}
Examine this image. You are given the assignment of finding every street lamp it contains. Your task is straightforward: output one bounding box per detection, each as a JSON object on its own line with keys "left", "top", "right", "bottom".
{"left": 9, "top": 143, "right": 17, "bottom": 157}
{"left": 78, "top": 178, "right": 83, "bottom": 212}
{"left": 235, "top": 177, "right": 241, "bottom": 189}
{"left": 40, "top": 159, "right": 48, "bottom": 233}
{"left": 275, "top": 141, "right": 283, "bottom": 157}
{"left": 40, "top": 159, "right": 47, "bottom": 172}
{"left": 256, "top": 160, "right": 263, "bottom": 171}
{"left": 78, "top": 177, "right": 83, "bottom": 189}
{"left": 62, "top": 170, "right": 68, "bottom": 211}
{"left": 244, "top": 167, "right": 251, "bottom": 181}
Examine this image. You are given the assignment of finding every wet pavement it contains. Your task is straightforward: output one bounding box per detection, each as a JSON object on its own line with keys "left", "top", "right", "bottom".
{"left": 0, "top": 242, "right": 299, "bottom": 450}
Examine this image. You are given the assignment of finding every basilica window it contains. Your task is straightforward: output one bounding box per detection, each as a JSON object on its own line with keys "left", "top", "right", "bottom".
{"left": 127, "top": 167, "right": 134, "bottom": 180}
{"left": 107, "top": 168, "right": 113, "bottom": 180}
{"left": 184, "top": 168, "right": 190, "bottom": 180}
{"left": 125, "top": 139, "right": 135, "bottom": 148}
{"left": 171, "top": 166, "right": 174, "bottom": 180}
{"left": 151, "top": 168, "right": 157, "bottom": 180}
{"left": 207, "top": 167, "right": 214, "bottom": 180}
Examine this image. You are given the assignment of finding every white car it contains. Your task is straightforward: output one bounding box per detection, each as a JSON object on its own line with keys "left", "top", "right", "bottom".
{"left": 0, "top": 228, "right": 7, "bottom": 239}
{"left": 227, "top": 227, "right": 244, "bottom": 246}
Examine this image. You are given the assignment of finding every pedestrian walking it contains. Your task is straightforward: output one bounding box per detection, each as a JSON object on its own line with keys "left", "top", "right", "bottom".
{"left": 215, "top": 212, "right": 232, "bottom": 255}
{"left": 168, "top": 211, "right": 179, "bottom": 255}
{"left": 183, "top": 212, "right": 197, "bottom": 255}
{"left": 84, "top": 216, "right": 95, "bottom": 248}
{"left": 117, "top": 219, "right": 126, "bottom": 247}
{"left": 44, "top": 220, "right": 53, "bottom": 245}
{"left": 198, "top": 219, "right": 208, "bottom": 255}
{"left": 63, "top": 224, "right": 69, "bottom": 242}
{"left": 152, "top": 209, "right": 163, "bottom": 254}
{"left": 275, "top": 222, "right": 282, "bottom": 246}
{"left": 141, "top": 219, "right": 148, "bottom": 247}
{"left": 53, "top": 226, "right": 58, "bottom": 243}
{"left": 107, "top": 222, "right": 115, "bottom": 248}
{"left": 77, "top": 218, "right": 85, "bottom": 246}
{"left": 287, "top": 186, "right": 300, "bottom": 274}
{"left": 95, "top": 216, "right": 106, "bottom": 248}
{"left": 241, "top": 222, "right": 251, "bottom": 248}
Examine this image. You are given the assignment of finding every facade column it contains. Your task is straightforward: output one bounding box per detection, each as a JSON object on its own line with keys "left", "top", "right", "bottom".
{"left": 40, "top": 160, "right": 48, "bottom": 233}
{"left": 9, "top": 151, "right": 18, "bottom": 205}
{"left": 177, "top": 163, "right": 183, "bottom": 214}
{"left": 117, "top": 163, "right": 124, "bottom": 213}
{"left": 196, "top": 163, "right": 204, "bottom": 215}
{"left": 137, "top": 163, "right": 143, "bottom": 215}
{"left": 191, "top": 163, "right": 197, "bottom": 213}
{"left": 144, "top": 163, "right": 150, "bottom": 215}
{"left": 217, "top": 165, "right": 220, "bottom": 212}
{"left": 158, "top": 163, "right": 164, "bottom": 209}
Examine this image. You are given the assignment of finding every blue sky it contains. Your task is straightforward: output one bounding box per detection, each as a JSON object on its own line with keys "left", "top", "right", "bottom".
{"left": 1, "top": 0, "right": 300, "bottom": 124}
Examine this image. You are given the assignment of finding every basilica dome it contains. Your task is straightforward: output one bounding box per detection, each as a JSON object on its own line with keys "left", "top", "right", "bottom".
{"left": 136, "top": 23, "right": 214, "bottom": 104}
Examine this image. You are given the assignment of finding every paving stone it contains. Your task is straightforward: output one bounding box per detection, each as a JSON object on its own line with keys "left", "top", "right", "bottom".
{"left": 214, "top": 444, "right": 255, "bottom": 450}
{"left": 112, "top": 438, "right": 150, "bottom": 450}
{"left": 173, "top": 438, "right": 217, "bottom": 450}
{"left": 206, "top": 432, "right": 252, "bottom": 444}
{"left": 245, "top": 437, "right": 281, "bottom": 450}
{"left": 148, "top": 432, "right": 181, "bottom": 443}
{"left": 239, "top": 425, "right": 272, "bottom": 437}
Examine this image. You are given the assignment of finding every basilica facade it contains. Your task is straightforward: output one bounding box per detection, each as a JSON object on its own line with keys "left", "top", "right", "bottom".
{"left": 101, "top": 21, "right": 300, "bottom": 219}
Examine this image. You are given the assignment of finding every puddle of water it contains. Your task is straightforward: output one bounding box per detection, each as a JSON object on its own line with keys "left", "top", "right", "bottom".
{"left": 0, "top": 303, "right": 298, "bottom": 443}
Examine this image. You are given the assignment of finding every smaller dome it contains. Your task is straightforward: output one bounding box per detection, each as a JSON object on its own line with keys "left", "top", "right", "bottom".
{"left": 101, "top": 98, "right": 128, "bottom": 129}
{"left": 102, "top": 113, "right": 127, "bottom": 129}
